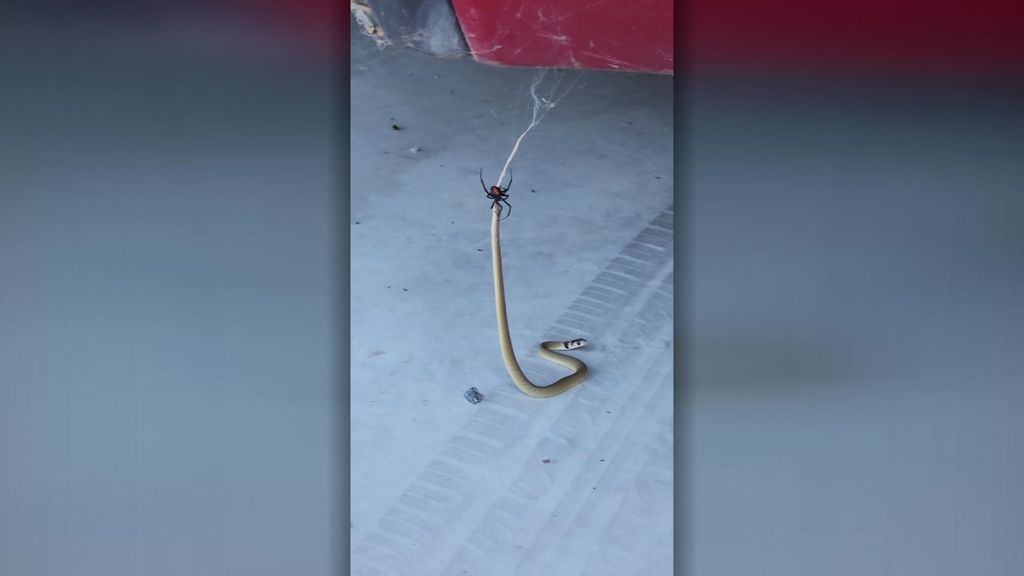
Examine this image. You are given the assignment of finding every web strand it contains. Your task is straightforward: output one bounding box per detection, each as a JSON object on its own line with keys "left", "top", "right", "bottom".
{"left": 490, "top": 69, "right": 580, "bottom": 190}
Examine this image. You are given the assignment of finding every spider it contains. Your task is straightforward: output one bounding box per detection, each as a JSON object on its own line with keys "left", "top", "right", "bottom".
{"left": 480, "top": 168, "right": 512, "bottom": 220}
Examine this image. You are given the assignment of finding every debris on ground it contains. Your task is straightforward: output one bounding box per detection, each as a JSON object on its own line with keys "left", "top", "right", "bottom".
{"left": 464, "top": 387, "right": 483, "bottom": 404}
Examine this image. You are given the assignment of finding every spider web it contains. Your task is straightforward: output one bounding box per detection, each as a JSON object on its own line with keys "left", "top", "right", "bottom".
{"left": 490, "top": 68, "right": 583, "bottom": 190}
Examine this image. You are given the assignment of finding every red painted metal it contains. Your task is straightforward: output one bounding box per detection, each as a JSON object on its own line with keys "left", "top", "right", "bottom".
{"left": 446, "top": 0, "right": 1023, "bottom": 74}
{"left": 449, "top": 0, "right": 674, "bottom": 74}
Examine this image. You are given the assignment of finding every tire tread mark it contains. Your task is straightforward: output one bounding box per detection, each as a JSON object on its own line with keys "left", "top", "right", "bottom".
{"left": 481, "top": 389, "right": 533, "bottom": 415}
{"left": 559, "top": 311, "right": 599, "bottom": 326}
{"left": 622, "top": 244, "right": 663, "bottom": 263}
{"left": 594, "top": 272, "right": 638, "bottom": 292}
{"left": 388, "top": 507, "right": 442, "bottom": 535}
{"left": 580, "top": 288, "right": 626, "bottom": 306}
{"left": 418, "top": 470, "right": 466, "bottom": 494}
{"left": 378, "top": 517, "right": 425, "bottom": 545}
{"left": 554, "top": 318, "right": 590, "bottom": 332}
{"left": 568, "top": 301, "right": 608, "bottom": 316}
{"left": 397, "top": 493, "right": 448, "bottom": 521}
{"left": 439, "top": 444, "right": 484, "bottom": 465}
{"left": 427, "top": 460, "right": 466, "bottom": 479}
{"left": 609, "top": 257, "right": 649, "bottom": 277}
{"left": 464, "top": 419, "right": 516, "bottom": 446}
{"left": 449, "top": 434, "right": 497, "bottom": 456}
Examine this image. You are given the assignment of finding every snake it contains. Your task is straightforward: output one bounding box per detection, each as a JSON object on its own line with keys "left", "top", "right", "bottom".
{"left": 489, "top": 204, "right": 589, "bottom": 398}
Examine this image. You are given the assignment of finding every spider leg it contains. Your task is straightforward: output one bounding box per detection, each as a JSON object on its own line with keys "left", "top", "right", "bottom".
{"left": 506, "top": 170, "right": 512, "bottom": 191}
{"left": 499, "top": 197, "right": 512, "bottom": 220}
{"left": 480, "top": 169, "right": 489, "bottom": 194}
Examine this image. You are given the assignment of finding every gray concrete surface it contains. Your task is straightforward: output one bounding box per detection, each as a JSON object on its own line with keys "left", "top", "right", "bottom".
{"left": 350, "top": 23, "right": 674, "bottom": 576}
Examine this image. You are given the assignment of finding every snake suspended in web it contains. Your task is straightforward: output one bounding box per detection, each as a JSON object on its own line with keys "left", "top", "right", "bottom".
{"left": 488, "top": 197, "right": 589, "bottom": 398}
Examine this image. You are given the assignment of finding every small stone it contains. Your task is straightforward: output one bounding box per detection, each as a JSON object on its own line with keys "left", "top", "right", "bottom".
{"left": 391, "top": 124, "right": 401, "bottom": 131}
{"left": 409, "top": 146, "right": 422, "bottom": 153}
{"left": 542, "top": 458, "right": 552, "bottom": 464}
{"left": 464, "top": 387, "right": 483, "bottom": 404}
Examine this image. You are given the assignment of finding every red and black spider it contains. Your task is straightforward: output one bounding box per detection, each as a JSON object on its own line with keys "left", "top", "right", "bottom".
{"left": 480, "top": 169, "right": 512, "bottom": 220}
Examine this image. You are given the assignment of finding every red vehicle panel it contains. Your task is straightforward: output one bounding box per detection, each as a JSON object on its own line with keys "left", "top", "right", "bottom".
{"left": 444, "top": 0, "right": 1022, "bottom": 74}
{"left": 449, "top": 0, "right": 674, "bottom": 74}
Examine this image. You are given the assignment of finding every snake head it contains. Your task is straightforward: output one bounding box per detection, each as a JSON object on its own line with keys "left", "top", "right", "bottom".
{"left": 564, "top": 338, "right": 588, "bottom": 350}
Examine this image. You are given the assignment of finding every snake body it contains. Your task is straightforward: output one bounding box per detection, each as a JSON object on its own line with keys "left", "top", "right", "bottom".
{"left": 490, "top": 206, "right": 589, "bottom": 398}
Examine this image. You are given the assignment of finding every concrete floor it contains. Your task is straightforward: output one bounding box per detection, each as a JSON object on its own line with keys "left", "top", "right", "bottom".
{"left": 350, "top": 23, "right": 674, "bottom": 576}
